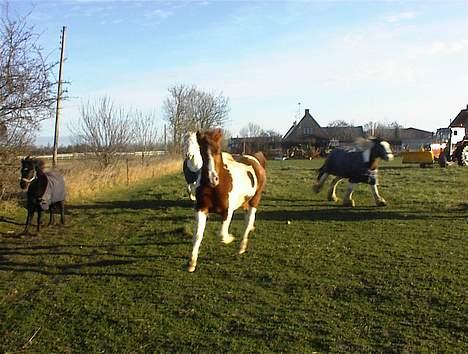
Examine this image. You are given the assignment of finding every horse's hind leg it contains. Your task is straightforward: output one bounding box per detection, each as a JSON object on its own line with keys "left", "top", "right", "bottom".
{"left": 59, "top": 201, "right": 65, "bottom": 224}
{"left": 370, "top": 184, "right": 387, "bottom": 207}
{"left": 36, "top": 210, "right": 42, "bottom": 233}
{"left": 328, "top": 177, "right": 343, "bottom": 202}
{"left": 218, "top": 207, "right": 234, "bottom": 244}
{"left": 48, "top": 209, "right": 54, "bottom": 226}
{"left": 343, "top": 182, "right": 356, "bottom": 207}
{"left": 239, "top": 207, "right": 256, "bottom": 255}
{"left": 188, "top": 210, "right": 208, "bottom": 272}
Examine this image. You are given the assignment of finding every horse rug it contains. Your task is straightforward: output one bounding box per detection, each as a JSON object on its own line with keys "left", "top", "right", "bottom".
{"left": 327, "top": 149, "right": 377, "bottom": 185}
{"left": 40, "top": 171, "right": 66, "bottom": 210}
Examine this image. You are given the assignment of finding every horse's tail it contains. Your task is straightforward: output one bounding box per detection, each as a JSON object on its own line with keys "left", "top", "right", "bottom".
{"left": 252, "top": 151, "right": 267, "bottom": 169}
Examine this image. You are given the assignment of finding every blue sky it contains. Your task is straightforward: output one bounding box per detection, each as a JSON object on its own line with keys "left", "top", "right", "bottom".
{"left": 8, "top": 0, "right": 468, "bottom": 144}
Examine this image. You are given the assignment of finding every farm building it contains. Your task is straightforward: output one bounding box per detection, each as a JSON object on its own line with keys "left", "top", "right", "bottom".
{"left": 375, "top": 127, "right": 434, "bottom": 151}
{"left": 323, "top": 126, "right": 365, "bottom": 148}
{"left": 449, "top": 104, "right": 468, "bottom": 128}
{"left": 282, "top": 109, "right": 365, "bottom": 157}
{"left": 282, "top": 109, "right": 329, "bottom": 149}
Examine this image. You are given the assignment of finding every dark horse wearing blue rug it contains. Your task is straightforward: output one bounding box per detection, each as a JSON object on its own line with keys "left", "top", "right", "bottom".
{"left": 313, "top": 138, "right": 394, "bottom": 207}
{"left": 20, "top": 157, "right": 66, "bottom": 233}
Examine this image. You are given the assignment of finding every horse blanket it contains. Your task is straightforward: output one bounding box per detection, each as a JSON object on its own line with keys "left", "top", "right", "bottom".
{"left": 40, "top": 171, "right": 66, "bottom": 210}
{"left": 326, "top": 149, "right": 377, "bottom": 185}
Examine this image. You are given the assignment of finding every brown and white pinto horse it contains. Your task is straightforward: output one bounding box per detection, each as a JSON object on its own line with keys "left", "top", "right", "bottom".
{"left": 188, "top": 129, "right": 267, "bottom": 272}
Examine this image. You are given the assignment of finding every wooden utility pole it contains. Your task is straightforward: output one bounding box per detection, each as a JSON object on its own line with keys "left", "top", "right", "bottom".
{"left": 52, "top": 26, "right": 67, "bottom": 168}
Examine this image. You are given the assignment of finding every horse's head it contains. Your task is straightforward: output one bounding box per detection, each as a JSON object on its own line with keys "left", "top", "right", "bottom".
{"left": 20, "top": 156, "right": 37, "bottom": 190}
{"left": 197, "top": 128, "right": 223, "bottom": 188}
{"left": 371, "top": 138, "right": 394, "bottom": 161}
{"left": 183, "top": 132, "right": 203, "bottom": 172}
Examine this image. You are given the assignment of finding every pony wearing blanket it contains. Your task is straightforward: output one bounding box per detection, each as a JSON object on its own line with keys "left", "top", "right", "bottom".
{"left": 313, "top": 138, "right": 393, "bottom": 207}
{"left": 20, "top": 157, "right": 66, "bottom": 233}
{"left": 183, "top": 132, "right": 203, "bottom": 201}
{"left": 188, "top": 129, "right": 267, "bottom": 272}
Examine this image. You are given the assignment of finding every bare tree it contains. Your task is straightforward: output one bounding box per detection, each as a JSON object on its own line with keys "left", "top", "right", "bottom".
{"left": 133, "top": 110, "right": 159, "bottom": 161}
{"left": 189, "top": 89, "right": 230, "bottom": 129}
{"left": 75, "top": 97, "right": 134, "bottom": 167}
{"left": 163, "top": 84, "right": 193, "bottom": 151}
{"left": 239, "top": 122, "right": 264, "bottom": 138}
{"left": 328, "top": 120, "right": 353, "bottom": 127}
{"left": 0, "top": 5, "right": 57, "bottom": 146}
{"left": 261, "top": 129, "right": 282, "bottom": 138}
{"left": 163, "top": 84, "right": 230, "bottom": 152}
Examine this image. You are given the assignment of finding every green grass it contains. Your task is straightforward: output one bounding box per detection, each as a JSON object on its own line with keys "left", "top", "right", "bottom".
{"left": 1, "top": 159, "right": 467, "bottom": 353}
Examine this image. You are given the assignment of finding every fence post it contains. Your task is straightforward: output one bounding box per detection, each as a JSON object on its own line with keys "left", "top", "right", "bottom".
{"left": 126, "top": 158, "right": 129, "bottom": 186}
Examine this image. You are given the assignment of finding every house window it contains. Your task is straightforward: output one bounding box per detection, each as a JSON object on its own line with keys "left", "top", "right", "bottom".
{"left": 304, "top": 127, "right": 313, "bottom": 135}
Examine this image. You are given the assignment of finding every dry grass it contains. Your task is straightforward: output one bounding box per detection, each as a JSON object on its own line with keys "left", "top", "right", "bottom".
{"left": 56, "top": 157, "right": 182, "bottom": 201}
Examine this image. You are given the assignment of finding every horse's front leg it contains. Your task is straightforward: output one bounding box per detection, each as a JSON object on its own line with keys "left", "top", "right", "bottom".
{"left": 343, "top": 182, "right": 356, "bottom": 207}
{"left": 218, "top": 207, "right": 234, "bottom": 244}
{"left": 24, "top": 208, "right": 34, "bottom": 234}
{"left": 188, "top": 210, "right": 208, "bottom": 273}
{"left": 239, "top": 207, "right": 256, "bottom": 255}
{"left": 313, "top": 172, "right": 329, "bottom": 193}
{"left": 370, "top": 184, "right": 387, "bottom": 207}
{"left": 327, "top": 177, "right": 343, "bottom": 202}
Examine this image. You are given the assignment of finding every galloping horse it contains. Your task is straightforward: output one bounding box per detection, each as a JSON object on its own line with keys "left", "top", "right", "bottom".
{"left": 188, "top": 129, "right": 267, "bottom": 272}
{"left": 182, "top": 132, "right": 203, "bottom": 201}
{"left": 20, "top": 157, "right": 66, "bottom": 233}
{"left": 313, "top": 138, "right": 394, "bottom": 207}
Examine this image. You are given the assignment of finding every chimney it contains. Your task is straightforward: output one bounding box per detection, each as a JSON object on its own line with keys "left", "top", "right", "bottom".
{"left": 305, "top": 109, "right": 310, "bottom": 116}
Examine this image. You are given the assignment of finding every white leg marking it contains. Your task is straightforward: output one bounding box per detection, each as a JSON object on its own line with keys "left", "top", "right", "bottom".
{"left": 239, "top": 207, "right": 256, "bottom": 255}
{"left": 219, "top": 207, "right": 235, "bottom": 244}
{"left": 188, "top": 211, "right": 207, "bottom": 272}
{"left": 314, "top": 172, "right": 329, "bottom": 193}
{"left": 343, "top": 182, "right": 356, "bottom": 207}
{"left": 187, "top": 183, "right": 196, "bottom": 201}
{"left": 327, "top": 177, "right": 342, "bottom": 202}
{"left": 370, "top": 184, "right": 387, "bottom": 206}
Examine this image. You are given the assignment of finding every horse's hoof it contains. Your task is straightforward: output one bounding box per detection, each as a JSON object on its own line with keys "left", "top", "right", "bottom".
{"left": 238, "top": 241, "right": 248, "bottom": 255}
{"left": 221, "top": 234, "right": 235, "bottom": 244}
{"left": 189, "top": 194, "right": 196, "bottom": 201}
{"left": 343, "top": 200, "right": 355, "bottom": 207}
{"left": 328, "top": 195, "right": 338, "bottom": 202}
{"left": 188, "top": 261, "right": 196, "bottom": 273}
{"left": 376, "top": 199, "right": 387, "bottom": 207}
{"left": 313, "top": 184, "right": 322, "bottom": 193}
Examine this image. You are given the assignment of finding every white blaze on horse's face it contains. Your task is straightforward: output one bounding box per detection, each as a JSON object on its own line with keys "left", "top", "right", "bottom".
{"left": 184, "top": 132, "right": 203, "bottom": 171}
{"left": 207, "top": 147, "right": 219, "bottom": 187}
{"left": 380, "top": 141, "right": 394, "bottom": 161}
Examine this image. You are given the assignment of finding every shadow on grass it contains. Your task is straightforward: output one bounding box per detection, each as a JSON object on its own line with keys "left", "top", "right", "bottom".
{"left": 67, "top": 198, "right": 193, "bottom": 213}
{"left": 258, "top": 208, "right": 433, "bottom": 222}
{"left": 0, "top": 216, "right": 24, "bottom": 226}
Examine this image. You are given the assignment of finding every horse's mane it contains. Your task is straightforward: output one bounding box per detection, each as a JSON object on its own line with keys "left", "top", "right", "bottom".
{"left": 354, "top": 137, "right": 374, "bottom": 151}
{"left": 252, "top": 152, "right": 267, "bottom": 168}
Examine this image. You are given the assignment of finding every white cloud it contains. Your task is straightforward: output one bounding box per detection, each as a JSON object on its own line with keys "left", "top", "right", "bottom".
{"left": 144, "top": 9, "right": 172, "bottom": 20}
{"left": 386, "top": 11, "right": 417, "bottom": 23}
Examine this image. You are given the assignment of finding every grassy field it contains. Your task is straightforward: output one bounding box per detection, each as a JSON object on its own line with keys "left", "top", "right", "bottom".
{"left": 1, "top": 158, "right": 467, "bottom": 353}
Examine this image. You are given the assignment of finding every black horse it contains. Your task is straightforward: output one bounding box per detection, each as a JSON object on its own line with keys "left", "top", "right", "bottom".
{"left": 20, "top": 157, "right": 66, "bottom": 233}
{"left": 313, "top": 138, "right": 394, "bottom": 207}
